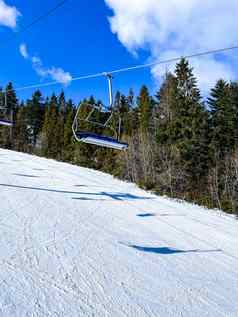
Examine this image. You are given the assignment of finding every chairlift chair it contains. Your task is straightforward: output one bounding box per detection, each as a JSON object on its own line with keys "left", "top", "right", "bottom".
{"left": 0, "top": 92, "right": 13, "bottom": 127}
{"left": 72, "top": 73, "right": 128, "bottom": 150}
{"left": 0, "top": 118, "right": 13, "bottom": 127}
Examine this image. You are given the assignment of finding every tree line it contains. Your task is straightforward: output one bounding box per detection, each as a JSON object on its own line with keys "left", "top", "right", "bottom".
{"left": 0, "top": 58, "right": 238, "bottom": 214}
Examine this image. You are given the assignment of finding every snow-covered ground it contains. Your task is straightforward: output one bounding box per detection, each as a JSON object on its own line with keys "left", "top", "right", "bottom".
{"left": 0, "top": 148, "right": 238, "bottom": 317}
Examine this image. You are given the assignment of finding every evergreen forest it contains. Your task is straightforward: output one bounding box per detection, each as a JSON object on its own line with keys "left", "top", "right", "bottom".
{"left": 1, "top": 58, "right": 238, "bottom": 214}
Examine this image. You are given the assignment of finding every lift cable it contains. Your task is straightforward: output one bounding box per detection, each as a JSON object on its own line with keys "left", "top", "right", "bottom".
{"left": 2, "top": 0, "right": 70, "bottom": 47}
{"left": 3, "top": 43, "right": 238, "bottom": 93}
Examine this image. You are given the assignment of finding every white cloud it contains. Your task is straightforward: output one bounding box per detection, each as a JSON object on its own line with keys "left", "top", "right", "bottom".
{"left": 0, "top": 0, "right": 20, "bottom": 29}
{"left": 19, "top": 43, "right": 28, "bottom": 59}
{"left": 19, "top": 43, "right": 72, "bottom": 85}
{"left": 105, "top": 0, "right": 238, "bottom": 90}
{"left": 47, "top": 67, "right": 72, "bottom": 85}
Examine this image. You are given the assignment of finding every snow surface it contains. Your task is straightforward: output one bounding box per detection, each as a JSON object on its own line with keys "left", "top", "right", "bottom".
{"left": 0, "top": 148, "right": 238, "bottom": 317}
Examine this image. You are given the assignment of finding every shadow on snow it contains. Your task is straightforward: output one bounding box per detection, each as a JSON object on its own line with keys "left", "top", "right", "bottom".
{"left": 0, "top": 183, "right": 152, "bottom": 201}
{"left": 13, "top": 173, "right": 40, "bottom": 178}
{"left": 137, "top": 213, "right": 156, "bottom": 217}
{"left": 137, "top": 213, "right": 187, "bottom": 218}
{"left": 128, "top": 244, "right": 222, "bottom": 255}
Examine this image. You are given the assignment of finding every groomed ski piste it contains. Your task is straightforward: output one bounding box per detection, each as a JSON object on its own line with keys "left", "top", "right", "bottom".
{"left": 0, "top": 148, "right": 238, "bottom": 317}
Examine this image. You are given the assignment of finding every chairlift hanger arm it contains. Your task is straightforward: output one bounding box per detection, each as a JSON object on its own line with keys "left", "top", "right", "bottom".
{"left": 102, "top": 72, "right": 113, "bottom": 109}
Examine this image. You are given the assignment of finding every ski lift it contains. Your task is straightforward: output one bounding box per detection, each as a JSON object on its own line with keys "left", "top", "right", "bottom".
{"left": 72, "top": 73, "right": 128, "bottom": 150}
{"left": 0, "top": 92, "right": 13, "bottom": 127}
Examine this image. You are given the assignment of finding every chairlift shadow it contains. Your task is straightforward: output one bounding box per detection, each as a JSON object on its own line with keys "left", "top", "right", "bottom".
{"left": 137, "top": 213, "right": 156, "bottom": 217}
{"left": 137, "top": 213, "right": 187, "bottom": 218}
{"left": 124, "top": 243, "right": 222, "bottom": 255}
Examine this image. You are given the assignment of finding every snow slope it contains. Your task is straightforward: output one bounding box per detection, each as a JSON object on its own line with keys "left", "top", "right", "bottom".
{"left": 0, "top": 148, "right": 238, "bottom": 317}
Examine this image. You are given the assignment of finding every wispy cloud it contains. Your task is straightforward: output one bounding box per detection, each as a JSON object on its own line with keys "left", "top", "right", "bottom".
{"left": 0, "top": 0, "right": 21, "bottom": 29}
{"left": 33, "top": 57, "right": 73, "bottom": 85}
{"left": 19, "top": 43, "right": 29, "bottom": 59}
{"left": 19, "top": 43, "right": 72, "bottom": 85}
{"left": 105, "top": 0, "right": 238, "bottom": 91}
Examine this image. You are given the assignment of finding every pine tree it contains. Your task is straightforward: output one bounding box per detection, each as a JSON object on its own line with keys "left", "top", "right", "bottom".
{"left": 156, "top": 59, "right": 209, "bottom": 196}
{"left": 13, "top": 104, "right": 28, "bottom": 152}
{"left": 127, "top": 89, "right": 139, "bottom": 136}
{"left": 63, "top": 105, "right": 74, "bottom": 162}
{"left": 5, "top": 82, "right": 18, "bottom": 112}
{"left": 24, "top": 90, "right": 45, "bottom": 149}
{"left": 58, "top": 91, "right": 66, "bottom": 115}
{"left": 138, "top": 85, "right": 153, "bottom": 134}
{"left": 229, "top": 82, "right": 238, "bottom": 148}
{"left": 208, "top": 80, "right": 236, "bottom": 159}
{"left": 41, "top": 94, "right": 59, "bottom": 158}
{"left": 175, "top": 59, "right": 209, "bottom": 177}
{"left": 155, "top": 72, "right": 178, "bottom": 144}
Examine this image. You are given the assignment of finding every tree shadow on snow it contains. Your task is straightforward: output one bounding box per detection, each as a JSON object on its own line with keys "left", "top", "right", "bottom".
{"left": 0, "top": 183, "right": 152, "bottom": 201}
{"left": 72, "top": 197, "right": 107, "bottom": 201}
{"left": 158, "top": 213, "right": 187, "bottom": 217}
{"left": 13, "top": 173, "right": 40, "bottom": 178}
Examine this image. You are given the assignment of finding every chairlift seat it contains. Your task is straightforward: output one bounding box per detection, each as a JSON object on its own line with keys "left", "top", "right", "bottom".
{"left": 76, "top": 132, "right": 128, "bottom": 150}
{"left": 0, "top": 119, "right": 13, "bottom": 127}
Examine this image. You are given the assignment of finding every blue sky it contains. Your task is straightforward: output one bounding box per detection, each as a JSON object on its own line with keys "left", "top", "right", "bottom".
{"left": 0, "top": 0, "right": 153, "bottom": 104}
{"left": 0, "top": 0, "right": 237, "bottom": 103}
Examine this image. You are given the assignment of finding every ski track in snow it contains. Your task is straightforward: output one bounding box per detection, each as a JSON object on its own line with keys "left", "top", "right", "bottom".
{"left": 0, "top": 149, "right": 238, "bottom": 317}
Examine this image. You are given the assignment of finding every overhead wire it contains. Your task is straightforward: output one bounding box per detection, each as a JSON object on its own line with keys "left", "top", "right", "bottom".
{"left": 4, "top": 44, "right": 238, "bottom": 93}
{"left": 2, "top": 0, "right": 70, "bottom": 47}
{"left": 109, "top": 45, "right": 238, "bottom": 74}
{"left": 6, "top": 43, "right": 238, "bottom": 93}
{"left": 18, "top": 0, "right": 70, "bottom": 35}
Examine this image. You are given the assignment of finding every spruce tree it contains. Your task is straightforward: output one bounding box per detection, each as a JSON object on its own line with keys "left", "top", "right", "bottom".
{"left": 208, "top": 80, "right": 236, "bottom": 158}
{"left": 41, "top": 94, "right": 59, "bottom": 158}
{"left": 175, "top": 58, "right": 209, "bottom": 177}
{"left": 156, "top": 59, "right": 209, "bottom": 195}
{"left": 5, "top": 82, "right": 18, "bottom": 112}
{"left": 13, "top": 104, "right": 28, "bottom": 152}
{"left": 138, "top": 85, "right": 153, "bottom": 134}
{"left": 24, "top": 90, "right": 45, "bottom": 149}
{"left": 155, "top": 72, "right": 178, "bottom": 144}
{"left": 229, "top": 82, "right": 238, "bottom": 148}
{"left": 58, "top": 91, "right": 66, "bottom": 115}
{"left": 63, "top": 100, "right": 74, "bottom": 162}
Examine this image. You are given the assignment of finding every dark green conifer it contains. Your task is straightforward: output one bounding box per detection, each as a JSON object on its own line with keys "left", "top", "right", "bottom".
{"left": 208, "top": 80, "right": 236, "bottom": 158}
{"left": 138, "top": 85, "right": 153, "bottom": 133}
